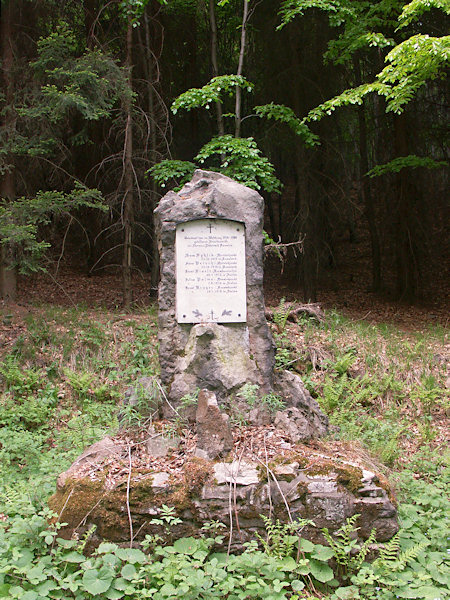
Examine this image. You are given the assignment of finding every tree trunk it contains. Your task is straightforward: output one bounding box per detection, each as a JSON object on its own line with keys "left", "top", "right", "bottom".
{"left": 0, "top": 0, "right": 17, "bottom": 302}
{"left": 209, "top": 0, "right": 224, "bottom": 137}
{"left": 143, "top": 8, "right": 162, "bottom": 296}
{"left": 122, "top": 17, "right": 134, "bottom": 308}
{"left": 393, "top": 112, "right": 418, "bottom": 301}
{"left": 235, "top": 0, "right": 249, "bottom": 138}
{"left": 353, "top": 56, "right": 381, "bottom": 292}
{"left": 83, "top": 0, "right": 98, "bottom": 49}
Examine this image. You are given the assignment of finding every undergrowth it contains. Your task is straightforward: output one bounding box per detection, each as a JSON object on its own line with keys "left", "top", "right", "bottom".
{"left": 0, "top": 303, "right": 448, "bottom": 599}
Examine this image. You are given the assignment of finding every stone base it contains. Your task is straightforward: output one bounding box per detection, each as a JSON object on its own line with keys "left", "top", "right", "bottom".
{"left": 50, "top": 437, "right": 398, "bottom": 549}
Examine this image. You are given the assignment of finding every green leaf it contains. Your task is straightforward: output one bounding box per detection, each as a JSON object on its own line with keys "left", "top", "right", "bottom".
{"left": 277, "top": 557, "right": 298, "bottom": 571}
{"left": 368, "top": 155, "right": 448, "bottom": 177}
{"left": 255, "top": 103, "right": 320, "bottom": 147}
{"left": 105, "top": 589, "right": 124, "bottom": 600}
{"left": 62, "top": 551, "right": 86, "bottom": 563}
{"left": 173, "top": 536, "right": 199, "bottom": 554}
{"left": 397, "top": 585, "right": 449, "bottom": 599}
{"left": 334, "top": 586, "right": 361, "bottom": 599}
{"left": 147, "top": 160, "right": 196, "bottom": 190}
{"left": 310, "top": 558, "right": 335, "bottom": 583}
{"left": 194, "top": 135, "right": 282, "bottom": 194}
{"left": 36, "top": 580, "right": 58, "bottom": 595}
{"left": 97, "top": 542, "right": 120, "bottom": 554}
{"left": 82, "top": 568, "right": 114, "bottom": 595}
{"left": 310, "top": 543, "right": 335, "bottom": 561}
{"left": 22, "top": 592, "right": 39, "bottom": 600}
{"left": 121, "top": 563, "right": 137, "bottom": 580}
{"left": 115, "top": 548, "right": 147, "bottom": 563}
{"left": 291, "top": 579, "right": 305, "bottom": 591}
{"left": 113, "top": 577, "right": 129, "bottom": 591}
{"left": 171, "top": 75, "right": 253, "bottom": 113}
{"left": 298, "top": 538, "right": 316, "bottom": 553}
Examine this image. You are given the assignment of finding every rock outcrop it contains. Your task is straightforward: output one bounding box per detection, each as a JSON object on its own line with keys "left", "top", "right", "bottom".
{"left": 50, "top": 437, "right": 398, "bottom": 549}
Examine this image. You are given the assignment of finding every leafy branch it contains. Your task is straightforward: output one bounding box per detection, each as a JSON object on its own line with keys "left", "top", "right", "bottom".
{"left": 171, "top": 75, "right": 254, "bottom": 114}
{"left": 255, "top": 103, "right": 320, "bottom": 146}
{"left": 367, "top": 155, "right": 448, "bottom": 177}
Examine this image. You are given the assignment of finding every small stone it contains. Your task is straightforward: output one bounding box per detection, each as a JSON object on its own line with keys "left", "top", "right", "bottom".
{"left": 274, "top": 407, "right": 319, "bottom": 443}
{"left": 195, "top": 389, "right": 234, "bottom": 459}
{"left": 151, "top": 472, "right": 170, "bottom": 488}
{"left": 193, "top": 448, "right": 210, "bottom": 460}
{"left": 248, "top": 406, "right": 272, "bottom": 426}
{"left": 357, "top": 485, "right": 384, "bottom": 498}
{"left": 307, "top": 479, "right": 338, "bottom": 494}
{"left": 213, "top": 461, "right": 260, "bottom": 485}
{"left": 273, "top": 370, "right": 328, "bottom": 438}
{"left": 273, "top": 462, "right": 299, "bottom": 479}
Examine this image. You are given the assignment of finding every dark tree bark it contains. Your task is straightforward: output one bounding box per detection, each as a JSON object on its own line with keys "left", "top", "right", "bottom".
{"left": 209, "top": 0, "right": 224, "bottom": 137}
{"left": 393, "top": 112, "right": 420, "bottom": 301}
{"left": 0, "top": 0, "right": 17, "bottom": 302}
{"left": 234, "top": 0, "right": 249, "bottom": 138}
{"left": 83, "top": 0, "right": 98, "bottom": 49}
{"left": 122, "top": 17, "right": 134, "bottom": 308}
{"left": 353, "top": 56, "right": 382, "bottom": 292}
{"left": 143, "top": 7, "right": 162, "bottom": 295}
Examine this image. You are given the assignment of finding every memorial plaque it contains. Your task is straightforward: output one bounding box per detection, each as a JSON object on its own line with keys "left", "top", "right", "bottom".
{"left": 176, "top": 219, "right": 246, "bottom": 323}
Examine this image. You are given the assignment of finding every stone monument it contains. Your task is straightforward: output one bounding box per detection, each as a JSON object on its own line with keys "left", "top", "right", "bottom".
{"left": 155, "top": 169, "right": 275, "bottom": 406}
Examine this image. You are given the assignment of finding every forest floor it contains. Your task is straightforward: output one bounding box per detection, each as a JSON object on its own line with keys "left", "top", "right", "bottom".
{"left": 1, "top": 262, "right": 448, "bottom": 467}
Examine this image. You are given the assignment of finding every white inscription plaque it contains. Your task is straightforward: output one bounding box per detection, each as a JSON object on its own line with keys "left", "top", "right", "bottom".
{"left": 176, "top": 219, "right": 246, "bottom": 323}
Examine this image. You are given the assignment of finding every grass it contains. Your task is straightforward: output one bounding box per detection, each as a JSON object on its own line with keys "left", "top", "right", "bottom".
{"left": 0, "top": 301, "right": 448, "bottom": 599}
{"left": 285, "top": 309, "right": 449, "bottom": 470}
{"left": 0, "top": 304, "right": 159, "bottom": 509}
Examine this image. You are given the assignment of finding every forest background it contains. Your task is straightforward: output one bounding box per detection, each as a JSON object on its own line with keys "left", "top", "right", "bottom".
{"left": 0, "top": 0, "right": 448, "bottom": 309}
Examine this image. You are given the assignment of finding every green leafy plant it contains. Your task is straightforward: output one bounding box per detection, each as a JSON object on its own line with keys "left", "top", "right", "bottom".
{"left": 272, "top": 297, "right": 291, "bottom": 333}
{"left": 194, "top": 135, "right": 282, "bottom": 193}
{"left": 148, "top": 160, "right": 196, "bottom": 190}
{"left": 367, "top": 154, "right": 448, "bottom": 177}
{"left": 255, "top": 103, "right": 319, "bottom": 147}
{"left": 322, "top": 515, "right": 376, "bottom": 581}
{"left": 236, "top": 383, "right": 260, "bottom": 406}
{"left": 119, "top": 377, "right": 161, "bottom": 430}
{"left": 171, "top": 75, "right": 254, "bottom": 114}
{"left": 261, "top": 392, "right": 286, "bottom": 413}
{"left": 256, "top": 515, "right": 312, "bottom": 559}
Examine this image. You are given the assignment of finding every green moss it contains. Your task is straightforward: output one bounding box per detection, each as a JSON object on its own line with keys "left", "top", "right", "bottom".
{"left": 256, "top": 464, "right": 268, "bottom": 482}
{"left": 129, "top": 476, "right": 158, "bottom": 503}
{"left": 335, "top": 465, "right": 364, "bottom": 493}
{"left": 305, "top": 460, "right": 363, "bottom": 493}
{"left": 167, "top": 457, "right": 213, "bottom": 510}
{"left": 48, "top": 477, "right": 107, "bottom": 533}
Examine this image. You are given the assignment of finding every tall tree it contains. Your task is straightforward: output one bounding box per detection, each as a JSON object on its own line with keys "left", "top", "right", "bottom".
{"left": 0, "top": 0, "right": 17, "bottom": 301}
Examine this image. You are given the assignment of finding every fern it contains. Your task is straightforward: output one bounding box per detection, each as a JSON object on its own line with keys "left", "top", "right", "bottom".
{"left": 256, "top": 515, "right": 313, "bottom": 559}
{"left": 394, "top": 540, "right": 429, "bottom": 570}
{"left": 377, "top": 533, "right": 400, "bottom": 564}
{"left": 322, "top": 515, "right": 376, "bottom": 579}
